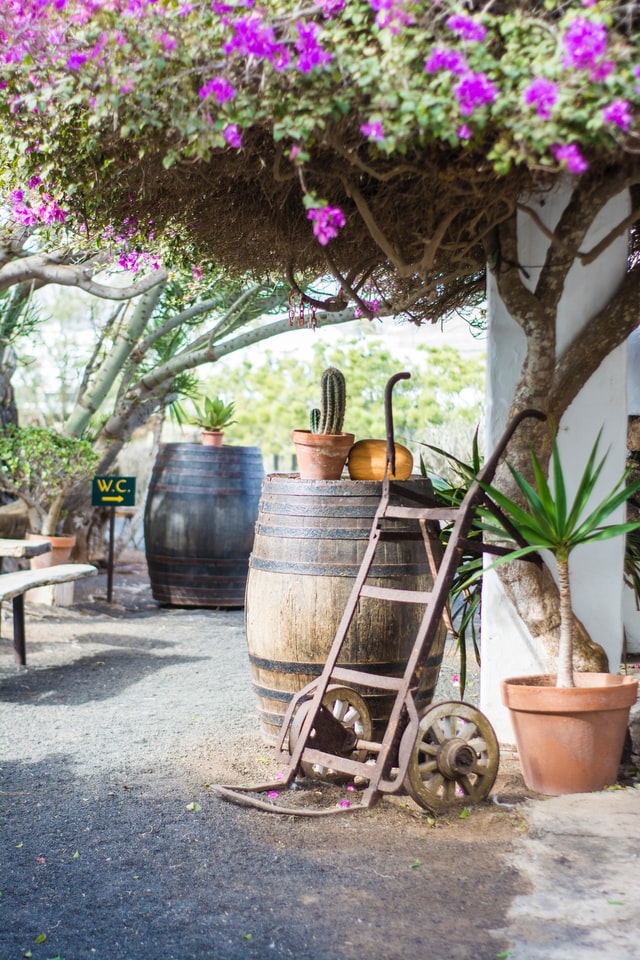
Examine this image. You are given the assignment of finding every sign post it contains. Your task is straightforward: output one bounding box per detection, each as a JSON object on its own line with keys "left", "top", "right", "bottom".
{"left": 92, "top": 476, "right": 136, "bottom": 603}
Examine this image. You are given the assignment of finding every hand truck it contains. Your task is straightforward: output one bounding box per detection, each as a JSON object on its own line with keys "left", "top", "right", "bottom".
{"left": 212, "top": 375, "right": 545, "bottom": 816}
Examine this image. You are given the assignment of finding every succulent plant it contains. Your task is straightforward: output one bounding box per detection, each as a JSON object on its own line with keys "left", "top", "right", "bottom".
{"left": 309, "top": 367, "right": 346, "bottom": 435}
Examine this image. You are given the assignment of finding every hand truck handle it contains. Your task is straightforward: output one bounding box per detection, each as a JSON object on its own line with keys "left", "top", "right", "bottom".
{"left": 385, "top": 372, "right": 411, "bottom": 478}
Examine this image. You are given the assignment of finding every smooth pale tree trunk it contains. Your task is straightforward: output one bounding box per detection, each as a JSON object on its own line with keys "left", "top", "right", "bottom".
{"left": 481, "top": 185, "right": 629, "bottom": 743}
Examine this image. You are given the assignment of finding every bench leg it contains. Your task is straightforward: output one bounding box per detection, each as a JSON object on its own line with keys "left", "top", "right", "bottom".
{"left": 13, "top": 594, "right": 26, "bottom": 666}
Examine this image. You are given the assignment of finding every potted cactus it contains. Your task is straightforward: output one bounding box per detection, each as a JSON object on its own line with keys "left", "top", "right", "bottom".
{"left": 292, "top": 367, "right": 355, "bottom": 480}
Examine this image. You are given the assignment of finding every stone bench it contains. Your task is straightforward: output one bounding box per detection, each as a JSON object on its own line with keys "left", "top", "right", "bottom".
{"left": 1, "top": 564, "right": 97, "bottom": 665}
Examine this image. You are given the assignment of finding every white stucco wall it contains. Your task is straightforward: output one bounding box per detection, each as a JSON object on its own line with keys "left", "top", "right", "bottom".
{"left": 481, "top": 185, "right": 630, "bottom": 743}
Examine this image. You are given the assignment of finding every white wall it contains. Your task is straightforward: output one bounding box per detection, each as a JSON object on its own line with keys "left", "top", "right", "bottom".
{"left": 481, "top": 185, "right": 630, "bottom": 742}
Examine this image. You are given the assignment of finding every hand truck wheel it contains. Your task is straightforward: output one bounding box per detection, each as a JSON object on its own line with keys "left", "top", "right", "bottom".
{"left": 398, "top": 701, "right": 499, "bottom": 812}
{"left": 288, "top": 685, "right": 373, "bottom": 783}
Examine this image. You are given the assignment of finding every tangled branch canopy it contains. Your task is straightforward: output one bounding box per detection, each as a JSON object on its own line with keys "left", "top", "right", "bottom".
{"left": 2, "top": 0, "right": 640, "bottom": 321}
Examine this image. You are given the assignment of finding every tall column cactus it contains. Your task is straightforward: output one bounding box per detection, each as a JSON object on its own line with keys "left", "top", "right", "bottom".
{"left": 310, "top": 367, "right": 346, "bottom": 435}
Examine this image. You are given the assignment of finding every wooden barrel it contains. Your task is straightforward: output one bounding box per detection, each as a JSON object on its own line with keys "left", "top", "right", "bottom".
{"left": 144, "top": 443, "right": 264, "bottom": 607}
{"left": 245, "top": 474, "right": 447, "bottom": 743}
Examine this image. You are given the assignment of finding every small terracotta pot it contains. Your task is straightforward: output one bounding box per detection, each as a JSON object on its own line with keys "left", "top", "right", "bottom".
{"left": 291, "top": 430, "right": 355, "bottom": 480}
{"left": 502, "top": 672, "right": 638, "bottom": 795}
{"left": 26, "top": 533, "right": 77, "bottom": 569}
{"left": 201, "top": 430, "right": 224, "bottom": 447}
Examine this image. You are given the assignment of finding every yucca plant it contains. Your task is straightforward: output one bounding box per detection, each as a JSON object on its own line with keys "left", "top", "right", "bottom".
{"left": 477, "top": 431, "right": 640, "bottom": 688}
{"left": 419, "top": 428, "right": 484, "bottom": 699}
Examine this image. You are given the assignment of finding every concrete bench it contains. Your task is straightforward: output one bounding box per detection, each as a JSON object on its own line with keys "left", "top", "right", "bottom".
{"left": 1, "top": 564, "right": 97, "bottom": 665}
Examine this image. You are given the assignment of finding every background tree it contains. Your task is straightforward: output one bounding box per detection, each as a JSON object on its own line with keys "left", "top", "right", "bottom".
{"left": 210, "top": 338, "right": 485, "bottom": 464}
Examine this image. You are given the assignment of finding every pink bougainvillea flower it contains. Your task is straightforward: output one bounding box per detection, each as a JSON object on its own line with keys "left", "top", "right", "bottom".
{"left": 446, "top": 14, "right": 486, "bottom": 42}
{"left": 369, "top": 0, "right": 415, "bottom": 35}
{"left": 453, "top": 71, "right": 497, "bottom": 116}
{"left": 307, "top": 205, "right": 346, "bottom": 245}
{"left": 267, "top": 791, "right": 278, "bottom": 799}
{"left": 198, "top": 76, "right": 236, "bottom": 103}
{"left": 360, "top": 120, "right": 384, "bottom": 141}
{"left": 223, "top": 123, "right": 242, "bottom": 148}
{"left": 295, "top": 20, "right": 332, "bottom": 73}
{"left": 67, "top": 51, "right": 88, "bottom": 70}
{"left": 222, "top": 13, "right": 289, "bottom": 70}
{"left": 523, "top": 78, "right": 558, "bottom": 120}
{"left": 602, "top": 99, "right": 632, "bottom": 131}
{"left": 424, "top": 46, "right": 467, "bottom": 75}
{"left": 551, "top": 142, "right": 589, "bottom": 174}
{"left": 457, "top": 124, "right": 472, "bottom": 140}
{"left": 318, "top": 0, "right": 345, "bottom": 17}
{"left": 340, "top": 799, "right": 350, "bottom": 808}
{"left": 562, "top": 17, "right": 607, "bottom": 70}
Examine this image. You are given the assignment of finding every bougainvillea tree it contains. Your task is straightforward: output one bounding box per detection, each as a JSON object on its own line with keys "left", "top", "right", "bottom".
{"left": 2, "top": 0, "right": 640, "bottom": 672}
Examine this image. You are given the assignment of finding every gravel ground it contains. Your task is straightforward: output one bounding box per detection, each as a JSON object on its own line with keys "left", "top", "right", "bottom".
{"left": 0, "top": 556, "right": 531, "bottom": 960}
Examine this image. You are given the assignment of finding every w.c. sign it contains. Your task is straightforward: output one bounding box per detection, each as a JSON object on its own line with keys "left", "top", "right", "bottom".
{"left": 92, "top": 476, "right": 136, "bottom": 508}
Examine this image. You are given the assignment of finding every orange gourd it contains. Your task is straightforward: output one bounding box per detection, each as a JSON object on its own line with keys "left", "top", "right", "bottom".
{"left": 347, "top": 439, "right": 413, "bottom": 481}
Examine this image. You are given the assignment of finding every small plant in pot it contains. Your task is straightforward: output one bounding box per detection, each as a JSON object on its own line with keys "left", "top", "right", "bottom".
{"left": 478, "top": 429, "right": 640, "bottom": 795}
{"left": 0, "top": 425, "right": 99, "bottom": 564}
{"left": 188, "top": 396, "right": 236, "bottom": 446}
{"left": 292, "top": 367, "right": 355, "bottom": 480}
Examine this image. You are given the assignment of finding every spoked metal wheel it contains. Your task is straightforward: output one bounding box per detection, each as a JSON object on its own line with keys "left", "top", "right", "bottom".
{"left": 399, "top": 701, "right": 499, "bottom": 812}
{"left": 288, "top": 685, "right": 373, "bottom": 783}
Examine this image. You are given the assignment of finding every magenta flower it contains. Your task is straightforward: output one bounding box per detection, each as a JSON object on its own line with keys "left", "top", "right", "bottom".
{"left": 369, "top": 0, "right": 415, "bottom": 35}
{"left": 307, "top": 205, "right": 346, "bottom": 246}
{"left": 295, "top": 21, "right": 332, "bottom": 73}
{"left": 454, "top": 71, "right": 497, "bottom": 116}
{"left": 446, "top": 14, "right": 486, "bottom": 43}
{"left": 318, "top": 0, "right": 345, "bottom": 16}
{"left": 267, "top": 791, "right": 279, "bottom": 799}
{"left": 223, "top": 123, "right": 242, "bottom": 148}
{"left": 551, "top": 143, "right": 589, "bottom": 174}
{"left": 198, "top": 76, "right": 236, "bottom": 103}
{"left": 67, "top": 51, "right": 88, "bottom": 70}
{"left": 523, "top": 78, "right": 558, "bottom": 120}
{"left": 424, "top": 46, "right": 467, "bottom": 76}
{"left": 562, "top": 17, "right": 607, "bottom": 70}
{"left": 457, "top": 124, "right": 472, "bottom": 140}
{"left": 602, "top": 99, "right": 632, "bottom": 131}
{"left": 360, "top": 121, "right": 384, "bottom": 142}
{"left": 223, "top": 13, "right": 289, "bottom": 70}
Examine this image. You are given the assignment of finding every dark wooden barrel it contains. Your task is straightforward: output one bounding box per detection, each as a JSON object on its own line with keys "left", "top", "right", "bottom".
{"left": 144, "top": 443, "right": 264, "bottom": 607}
{"left": 245, "top": 474, "right": 447, "bottom": 743}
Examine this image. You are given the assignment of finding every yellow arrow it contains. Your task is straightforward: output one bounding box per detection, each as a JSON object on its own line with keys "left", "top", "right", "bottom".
{"left": 102, "top": 495, "right": 125, "bottom": 502}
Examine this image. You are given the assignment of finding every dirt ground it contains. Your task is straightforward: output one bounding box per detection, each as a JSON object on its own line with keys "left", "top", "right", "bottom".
{"left": 0, "top": 553, "right": 557, "bottom": 960}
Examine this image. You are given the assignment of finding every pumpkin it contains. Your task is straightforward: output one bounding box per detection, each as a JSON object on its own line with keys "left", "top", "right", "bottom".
{"left": 347, "top": 439, "right": 413, "bottom": 481}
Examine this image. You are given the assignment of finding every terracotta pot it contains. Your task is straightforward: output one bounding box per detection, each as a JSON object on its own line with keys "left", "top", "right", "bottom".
{"left": 291, "top": 429, "right": 355, "bottom": 480}
{"left": 26, "top": 533, "right": 77, "bottom": 569}
{"left": 502, "top": 673, "right": 638, "bottom": 795}
{"left": 201, "top": 430, "right": 224, "bottom": 447}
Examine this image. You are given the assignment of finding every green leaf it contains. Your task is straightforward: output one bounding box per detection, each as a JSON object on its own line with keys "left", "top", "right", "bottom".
{"left": 409, "top": 859, "right": 422, "bottom": 869}
{"left": 34, "top": 934, "right": 47, "bottom": 944}
{"left": 459, "top": 807, "right": 470, "bottom": 819}
{"left": 186, "top": 801, "right": 201, "bottom": 812}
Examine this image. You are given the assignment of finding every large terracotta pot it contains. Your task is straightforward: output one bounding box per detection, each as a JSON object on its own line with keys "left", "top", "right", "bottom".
{"left": 502, "top": 673, "right": 638, "bottom": 795}
{"left": 291, "top": 429, "right": 355, "bottom": 480}
{"left": 26, "top": 533, "right": 77, "bottom": 569}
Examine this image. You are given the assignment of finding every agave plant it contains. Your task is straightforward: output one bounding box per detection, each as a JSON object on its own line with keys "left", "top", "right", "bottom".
{"left": 188, "top": 396, "right": 236, "bottom": 432}
{"left": 477, "top": 431, "right": 640, "bottom": 688}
